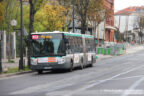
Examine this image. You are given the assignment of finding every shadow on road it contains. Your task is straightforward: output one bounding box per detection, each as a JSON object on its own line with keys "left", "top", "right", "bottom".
{"left": 32, "top": 66, "right": 94, "bottom": 76}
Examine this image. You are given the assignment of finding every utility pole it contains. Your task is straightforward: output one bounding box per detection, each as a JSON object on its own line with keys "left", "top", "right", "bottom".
{"left": 125, "top": 15, "right": 129, "bottom": 42}
{"left": 103, "top": 10, "right": 106, "bottom": 45}
{"left": 118, "top": 16, "right": 121, "bottom": 30}
{"left": 19, "top": 0, "right": 24, "bottom": 70}
{"left": 0, "top": 33, "right": 2, "bottom": 73}
{"left": 72, "top": 0, "right": 75, "bottom": 33}
{"left": 97, "top": 25, "right": 100, "bottom": 46}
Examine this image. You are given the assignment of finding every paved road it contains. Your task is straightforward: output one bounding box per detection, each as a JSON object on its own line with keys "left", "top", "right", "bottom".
{"left": 0, "top": 50, "right": 144, "bottom": 96}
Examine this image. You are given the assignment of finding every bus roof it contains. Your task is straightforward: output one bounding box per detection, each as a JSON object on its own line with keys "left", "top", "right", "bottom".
{"left": 31, "top": 31, "right": 94, "bottom": 38}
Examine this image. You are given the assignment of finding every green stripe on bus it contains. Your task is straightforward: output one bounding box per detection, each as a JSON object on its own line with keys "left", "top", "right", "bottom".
{"left": 84, "top": 35, "right": 94, "bottom": 38}
{"left": 31, "top": 56, "right": 61, "bottom": 58}
{"left": 64, "top": 33, "right": 82, "bottom": 37}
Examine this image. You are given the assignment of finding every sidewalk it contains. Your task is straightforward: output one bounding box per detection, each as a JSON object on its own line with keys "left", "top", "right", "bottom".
{"left": 96, "top": 44, "right": 144, "bottom": 61}
{"left": 2, "top": 57, "right": 27, "bottom": 69}
{"left": 125, "top": 44, "right": 144, "bottom": 54}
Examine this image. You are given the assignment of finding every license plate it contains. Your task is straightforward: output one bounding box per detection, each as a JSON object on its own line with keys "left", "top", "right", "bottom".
{"left": 44, "top": 67, "right": 52, "bottom": 69}
{"left": 48, "top": 57, "right": 56, "bottom": 62}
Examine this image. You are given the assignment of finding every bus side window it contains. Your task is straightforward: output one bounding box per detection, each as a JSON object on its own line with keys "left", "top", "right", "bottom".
{"left": 71, "top": 36, "right": 75, "bottom": 53}
{"left": 74, "top": 37, "right": 77, "bottom": 53}
{"left": 85, "top": 39, "right": 87, "bottom": 52}
{"left": 65, "top": 36, "right": 71, "bottom": 54}
{"left": 78, "top": 37, "right": 81, "bottom": 52}
{"left": 76, "top": 37, "right": 79, "bottom": 53}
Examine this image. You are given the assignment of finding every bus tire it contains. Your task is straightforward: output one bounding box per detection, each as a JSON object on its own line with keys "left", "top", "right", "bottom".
{"left": 80, "top": 58, "right": 84, "bottom": 70}
{"left": 89, "top": 57, "right": 93, "bottom": 67}
{"left": 68, "top": 61, "right": 73, "bottom": 72}
{"left": 37, "top": 70, "right": 43, "bottom": 74}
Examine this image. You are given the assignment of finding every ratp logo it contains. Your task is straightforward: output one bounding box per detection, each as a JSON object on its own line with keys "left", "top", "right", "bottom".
{"left": 32, "top": 35, "right": 39, "bottom": 40}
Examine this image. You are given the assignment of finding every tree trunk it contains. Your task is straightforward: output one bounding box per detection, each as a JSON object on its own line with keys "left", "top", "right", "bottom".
{"left": 29, "top": 0, "right": 35, "bottom": 33}
{"left": 81, "top": 20, "right": 86, "bottom": 34}
{"left": 97, "top": 25, "right": 100, "bottom": 46}
{"left": 28, "top": 0, "right": 35, "bottom": 67}
{"left": 7, "top": 21, "right": 11, "bottom": 61}
{"left": 81, "top": 14, "right": 87, "bottom": 34}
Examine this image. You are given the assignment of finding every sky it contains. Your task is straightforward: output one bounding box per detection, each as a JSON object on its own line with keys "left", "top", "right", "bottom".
{"left": 114, "top": 0, "right": 144, "bottom": 12}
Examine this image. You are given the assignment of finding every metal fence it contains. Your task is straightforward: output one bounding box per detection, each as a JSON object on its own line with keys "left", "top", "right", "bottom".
{"left": 96, "top": 44, "right": 126, "bottom": 56}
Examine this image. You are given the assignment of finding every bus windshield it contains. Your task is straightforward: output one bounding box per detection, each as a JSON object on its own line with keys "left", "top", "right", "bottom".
{"left": 31, "top": 34, "right": 66, "bottom": 57}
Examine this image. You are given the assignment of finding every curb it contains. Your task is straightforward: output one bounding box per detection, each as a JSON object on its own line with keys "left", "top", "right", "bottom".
{"left": 0, "top": 71, "right": 34, "bottom": 78}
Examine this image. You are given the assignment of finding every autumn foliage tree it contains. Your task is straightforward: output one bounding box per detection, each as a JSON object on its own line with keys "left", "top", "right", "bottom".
{"left": 57, "top": 0, "right": 72, "bottom": 31}
{"left": 87, "top": 0, "right": 104, "bottom": 36}
{"left": 28, "top": 0, "right": 45, "bottom": 66}
{"left": 73, "top": 0, "right": 90, "bottom": 34}
{"left": 60, "top": 0, "right": 106, "bottom": 35}
{"left": 0, "top": 1, "right": 5, "bottom": 25}
{"left": 29, "top": 0, "right": 45, "bottom": 33}
{"left": 34, "top": 3, "right": 66, "bottom": 31}
{"left": 1, "top": 0, "right": 17, "bottom": 60}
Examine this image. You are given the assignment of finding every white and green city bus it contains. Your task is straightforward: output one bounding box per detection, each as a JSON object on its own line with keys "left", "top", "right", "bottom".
{"left": 30, "top": 31, "right": 96, "bottom": 73}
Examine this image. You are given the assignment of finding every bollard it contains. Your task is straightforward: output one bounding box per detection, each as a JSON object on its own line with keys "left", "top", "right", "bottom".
{"left": 104, "top": 48, "right": 107, "bottom": 55}
{"left": 97, "top": 48, "right": 100, "bottom": 54}
{"left": 108, "top": 48, "right": 112, "bottom": 55}
{"left": 101, "top": 48, "right": 104, "bottom": 54}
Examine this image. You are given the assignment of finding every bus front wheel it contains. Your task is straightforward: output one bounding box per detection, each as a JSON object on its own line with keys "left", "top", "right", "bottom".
{"left": 68, "top": 61, "right": 73, "bottom": 72}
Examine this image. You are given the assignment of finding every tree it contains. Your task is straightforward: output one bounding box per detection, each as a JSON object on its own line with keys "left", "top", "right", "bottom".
{"left": 87, "top": 0, "right": 104, "bottom": 46}
{"left": 34, "top": 3, "right": 66, "bottom": 31}
{"left": 87, "top": 0, "right": 104, "bottom": 37}
{"left": 138, "top": 16, "right": 144, "bottom": 44}
{"left": 1, "top": 0, "right": 17, "bottom": 61}
{"left": 29, "top": 0, "right": 45, "bottom": 33}
{"left": 57, "top": 0, "right": 72, "bottom": 31}
{"left": 59, "top": 0, "right": 107, "bottom": 35}
{"left": 73, "top": 0, "right": 90, "bottom": 34}
{"left": 28, "top": 0, "right": 46, "bottom": 66}
{"left": 134, "top": 16, "right": 144, "bottom": 44}
{"left": 0, "top": 0, "right": 4, "bottom": 73}
{"left": 0, "top": 1, "right": 5, "bottom": 25}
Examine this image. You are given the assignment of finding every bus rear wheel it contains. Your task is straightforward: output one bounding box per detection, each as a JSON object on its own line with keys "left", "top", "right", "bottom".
{"left": 80, "top": 58, "right": 84, "bottom": 70}
{"left": 89, "top": 57, "right": 93, "bottom": 67}
{"left": 37, "top": 70, "right": 43, "bottom": 74}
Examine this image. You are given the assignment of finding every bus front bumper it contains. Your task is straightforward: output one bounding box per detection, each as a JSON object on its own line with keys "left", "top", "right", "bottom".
{"left": 30, "top": 62, "right": 70, "bottom": 71}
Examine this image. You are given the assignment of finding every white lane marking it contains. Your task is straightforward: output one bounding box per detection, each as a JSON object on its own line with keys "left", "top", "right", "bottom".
{"left": 10, "top": 72, "right": 95, "bottom": 95}
{"left": 88, "top": 75, "right": 144, "bottom": 84}
{"left": 63, "top": 65, "right": 144, "bottom": 96}
{"left": 110, "top": 75, "right": 144, "bottom": 81}
{"left": 46, "top": 90, "right": 144, "bottom": 96}
{"left": 121, "top": 76, "right": 144, "bottom": 96}
{"left": 10, "top": 64, "right": 144, "bottom": 95}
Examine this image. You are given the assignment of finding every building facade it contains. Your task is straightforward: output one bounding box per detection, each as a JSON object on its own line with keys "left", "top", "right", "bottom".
{"left": 115, "top": 6, "right": 144, "bottom": 43}
{"left": 94, "top": 0, "right": 115, "bottom": 46}
{"left": 103, "top": 0, "right": 116, "bottom": 45}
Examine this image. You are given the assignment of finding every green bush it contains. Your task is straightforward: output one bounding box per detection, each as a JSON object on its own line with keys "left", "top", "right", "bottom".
{"left": 8, "top": 60, "right": 15, "bottom": 63}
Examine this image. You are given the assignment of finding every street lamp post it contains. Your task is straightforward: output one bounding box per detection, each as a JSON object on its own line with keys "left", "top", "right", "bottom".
{"left": 19, "top": 0, "right": 24, "bottom": 70}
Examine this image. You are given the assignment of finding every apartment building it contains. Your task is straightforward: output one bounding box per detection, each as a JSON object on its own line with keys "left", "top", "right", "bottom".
{"left": 115, "top": 6, "right": 144, "bottom": 43}
{"left": 103, "top": 0, "right": 116, "bottom": 45}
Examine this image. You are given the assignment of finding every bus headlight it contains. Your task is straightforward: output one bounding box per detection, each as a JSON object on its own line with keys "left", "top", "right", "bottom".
{"left": 58, "top": 57, "right": 65, "bottom": 64}
{"left": 31, "top": 58, "right": 37, "bottom": 65}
